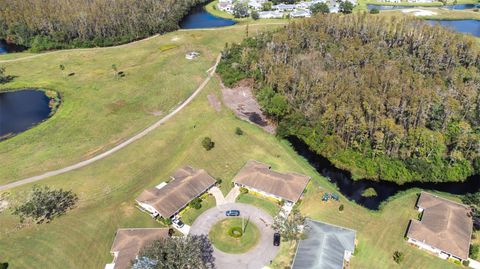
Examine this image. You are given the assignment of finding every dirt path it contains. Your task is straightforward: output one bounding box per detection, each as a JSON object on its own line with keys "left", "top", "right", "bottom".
{"left": 0, "top": 54, "right": 221, "bottom": 192}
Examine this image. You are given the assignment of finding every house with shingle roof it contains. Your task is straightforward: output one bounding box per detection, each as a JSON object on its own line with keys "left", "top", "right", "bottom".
{"left": 406, "top": 192, "right": 473, "bottom": 262}
{"left": 105, "top": 228, "right": 169, "bottom": 269}
{"left": 232, "top": 160, "right": 310, "bottom": 205}
{"left": 136, "top": 166, "right": 216, "bottom": 219}
{"left": 292, "top": 219, "right": 356, "bottom": 269}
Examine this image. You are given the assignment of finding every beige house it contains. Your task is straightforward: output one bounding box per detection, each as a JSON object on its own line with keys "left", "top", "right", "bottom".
{"left": 105, "top": 228, "right": 169, "bottom": 269}
{"left": 136, "top": 166, "right": 216, "bottom": 219}
{"left": 406, "top": 192, "right": 473, "bottom": 262}
{"left": 233, "top": 160, "right": 310, "bottom": 205}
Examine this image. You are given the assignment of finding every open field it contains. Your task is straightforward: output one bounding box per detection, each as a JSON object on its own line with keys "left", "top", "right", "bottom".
{"left": 0, "top": 24, "right": 284, "bottom": 185}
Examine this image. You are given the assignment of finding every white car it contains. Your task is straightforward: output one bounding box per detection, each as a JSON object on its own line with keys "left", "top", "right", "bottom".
{"left": 172, "top": 218, "right": 184, "bottom": 228}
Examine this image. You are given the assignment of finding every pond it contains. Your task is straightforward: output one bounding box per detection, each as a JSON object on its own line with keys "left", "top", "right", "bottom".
{"left": 288, "top": 136, "right": 480, "bottom": 210}
{"left": 0, "top": 40, "right": 27, "bottom": 54}
{"left": 0, "top": 90, "right": 52, "bottom": 140}
{"left": 180, "top": 5, "right": 236, "bottom": 29}
{"left": 367, "top": 4, "right": 479, "bottom": 10}
{"left": 426, "top": 19, "right": 480, "bottom": 37}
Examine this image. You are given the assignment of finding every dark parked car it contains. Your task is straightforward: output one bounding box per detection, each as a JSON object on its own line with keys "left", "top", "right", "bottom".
{"left": 273, "top": 232, "right": 281, "bottom": 246}
{"left": 225, "top": 210, "right": 240, "bottom": 216}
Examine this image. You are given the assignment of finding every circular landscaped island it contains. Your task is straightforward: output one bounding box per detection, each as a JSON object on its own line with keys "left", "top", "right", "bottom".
{"left": 208, "top": 217, "right": 260, "bottom": 254}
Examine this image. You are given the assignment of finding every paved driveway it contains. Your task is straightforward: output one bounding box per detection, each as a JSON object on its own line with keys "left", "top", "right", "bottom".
{"left": 190, "top": 203, "right": 279, "bottom": 269}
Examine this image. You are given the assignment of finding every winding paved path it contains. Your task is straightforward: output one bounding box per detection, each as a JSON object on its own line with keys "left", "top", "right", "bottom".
{"left": 190, "top": 203, "right": 279, "bottom": 269}
{"left": 0, "top": 54, "right": 221, "bottom": 192}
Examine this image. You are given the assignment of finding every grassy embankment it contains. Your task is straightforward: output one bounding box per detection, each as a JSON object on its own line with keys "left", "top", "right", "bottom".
{"left": 180, "top": 194, "right": 216, "bottom": 225}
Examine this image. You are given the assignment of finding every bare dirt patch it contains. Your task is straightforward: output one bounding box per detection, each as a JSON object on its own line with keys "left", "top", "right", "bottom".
{"left": 221, "top": 79, "right": 275, "bottom": 134}
{"left": 207, "top": 93, "right": 222, "bottom": 112}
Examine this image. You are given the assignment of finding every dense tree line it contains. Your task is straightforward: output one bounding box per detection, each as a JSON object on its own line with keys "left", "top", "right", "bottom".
{"left": 218, "top": 14, "right": 480, "bottom": 183}
{"left": 0, "top": 0, "right": 207, "bottom": 51}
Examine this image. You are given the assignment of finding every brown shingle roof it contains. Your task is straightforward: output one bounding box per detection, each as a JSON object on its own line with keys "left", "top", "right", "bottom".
{"left": 406, "top": 192, "right": 473, "bottom": 260}
{"left": 136, "top": 166, "right": 216, "bottom": 218}
{"left": 233, "top": 160, "right": 310, "bottom": 202}
{"left": 110, "top": 228, "right": 169, "bottom": 269}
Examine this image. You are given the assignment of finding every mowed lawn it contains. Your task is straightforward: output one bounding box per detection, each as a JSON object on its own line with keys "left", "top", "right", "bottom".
{"left": 0, "top": 76, "right": 323, "bottom": 268}
{"left": 0, "top": 23, "right": 282, "bottom": 185}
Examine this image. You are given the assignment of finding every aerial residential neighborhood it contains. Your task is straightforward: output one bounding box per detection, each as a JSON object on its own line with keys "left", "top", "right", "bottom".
{"left": 1, "top": 0, "right": 480, "bottom": 269}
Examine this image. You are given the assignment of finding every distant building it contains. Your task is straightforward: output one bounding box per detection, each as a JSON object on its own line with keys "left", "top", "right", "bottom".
{"left": 258, "top": 10, "right": 284, "bottom": 18}
{"left": 217, "top": 2, "right": 234, "bottom": 12}
{"left": 136, "top": 166, "right": 216, "bottom": 219}
{"left": 273, "top": 3, "right": 297, "bottom": 11}
{"left": 292, "top": 219, "right": 356, "bottom": 269}
{"left": 406, "top": 192, "right": 473, "bottom": 262}
{"left": 233, "top": 160, "right": 310, "bottom": 205}
{"left": 290, "top": 9, "right": 312, "bottom": 17}
{"left": 105, "top": 228, "right": 169, "bottom": 269}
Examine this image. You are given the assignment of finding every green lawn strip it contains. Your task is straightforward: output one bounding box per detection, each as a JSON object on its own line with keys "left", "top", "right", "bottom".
{"left": 236, "top": 193, "right": 281, "bottom": 217}
{"left": 180, "top": 194, "right": 216, "bottom": 225}
{"left": 208, "top": 217, "right": 260, "bottom": 253}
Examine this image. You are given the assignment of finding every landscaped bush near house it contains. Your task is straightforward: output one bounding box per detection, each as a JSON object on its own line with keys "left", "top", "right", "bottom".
{"left": 0, "top": 262, "right": 8, "bottom": 269}
{"left": 470, "top": 244, "right": 480, "bottom": 259}
{"left": 240, "top": 187, "right": 249, "bottom": 194}
{"left": 189, "top": 197, "right": 202, "bottom": 210}
{"left": 370, "top": 8, "right": 379, "bottom": 14}
{"left": 159, "top": 217, "right": 172, "bottom": 225}
{"left": 202, "top": 137, "right": 215, "bottom": 151}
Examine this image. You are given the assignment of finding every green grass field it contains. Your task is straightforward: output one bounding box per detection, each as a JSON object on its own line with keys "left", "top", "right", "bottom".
{"left": 236, "top": 193, "right": 281, "bottom": 217}
{"left": 209, "top": 217, "right": 260, "bottom": 253}
{"left": 0, "top": 9, "right": 474, "bottom": 269}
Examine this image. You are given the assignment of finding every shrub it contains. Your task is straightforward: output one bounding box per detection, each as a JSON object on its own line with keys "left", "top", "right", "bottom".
{"left": 228, "top": 226, "right": 243, "bottom": 238}
{"left": 370, "top": 8, "right": 379, "bottom": 14}
{"left": 0, "top": 263, "right": 8, "bottom": 269}
{"left": 216, "top": 178, "right": 223, "bottom": 185}
{"left": 339, "top": 204, "right": 344, "bottom": 211}
{"left": 189, "top": 197, "right": 202, "bottom": 210}
{"left": 160, "top": 217, "right": 172, "bottom": 225}
{"left": 202, "top": 137, "right": 215, "bottom": 151}
{"left": 463, "top": 260, "right": 470, "bottom": 266}
{"left": 251, "top": 10, "right": 260, "bottom": 20}
{"left": 235, "top": 127, "right": 244, "bottom": 135}
{"left": 470, "top": 244, "right": 480, "bottom": 259}
{"left": 393, "top": 251, "right": 404, "bottom": 264}
{"left": 240, "top": 187, "right": 249, "bottom": 194}
{"left": 310, "top": 2, "right": 329, "bottom": 14}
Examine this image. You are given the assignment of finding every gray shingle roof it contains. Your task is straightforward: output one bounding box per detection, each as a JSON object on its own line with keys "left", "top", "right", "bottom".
{"left": 292, "top": 219, "right": 356, "bottom": 269}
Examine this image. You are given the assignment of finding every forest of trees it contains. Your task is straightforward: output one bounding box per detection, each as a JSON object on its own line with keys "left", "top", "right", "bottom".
{"left": 0, "top": 0, "right": 207, "bottom": 51}
{"left": 217, "top": 14, "right": 480, "bottom": 183}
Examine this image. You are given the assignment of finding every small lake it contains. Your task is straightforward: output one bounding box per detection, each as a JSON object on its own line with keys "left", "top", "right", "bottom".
{"left": 426, "top": 19, "right": 480, "bottom": 37}
{"left": 288, "top": 136, "right": 480, "bottom": 210}
{"left": 180, "top": 5, "right": 236, "bottom": 29}
{"left": 367, "top": 4, "right": 479, "bottom": 10}
{"left": 0, "top": 40, "right": 27, "bottom": 54}
{"left": 0, "top": 90, "right": 52, "bottom": 140}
